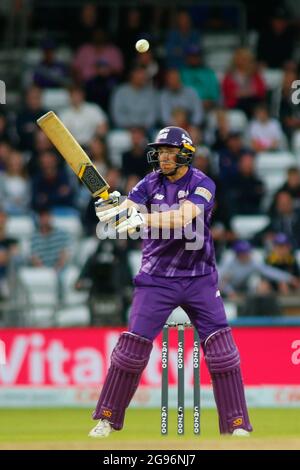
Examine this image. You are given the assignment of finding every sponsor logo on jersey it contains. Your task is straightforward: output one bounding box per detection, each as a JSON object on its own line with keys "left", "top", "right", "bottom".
{"left": 215, "top": 290, "right": 221, "bottom": 297}
{"left": 153, "top": 193, "right": 165, "bottom": 200}
{"left": 194, "top": 186, "right": 212, "bottom": 202}
{"left": 178, "top": 190, "right": 189, "bottom": 199}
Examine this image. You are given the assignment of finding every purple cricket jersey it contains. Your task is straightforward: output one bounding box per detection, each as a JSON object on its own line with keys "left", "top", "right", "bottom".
{"left": 128, "top": 167, "right": 217, "bottom": 277}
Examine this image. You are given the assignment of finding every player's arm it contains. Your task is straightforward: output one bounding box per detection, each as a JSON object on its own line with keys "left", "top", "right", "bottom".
{"left": 144, "top": 200, "right": 200, "bottom": 229}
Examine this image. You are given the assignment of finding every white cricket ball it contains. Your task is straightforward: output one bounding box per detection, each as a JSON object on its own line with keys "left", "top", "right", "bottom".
{"left": 135, "top": 39, "right": 149, "bottom": 53}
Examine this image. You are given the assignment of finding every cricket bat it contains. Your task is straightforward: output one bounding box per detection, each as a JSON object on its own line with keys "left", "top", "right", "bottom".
{"left": 37, "top": 111, "right": 110, "bottom": 200}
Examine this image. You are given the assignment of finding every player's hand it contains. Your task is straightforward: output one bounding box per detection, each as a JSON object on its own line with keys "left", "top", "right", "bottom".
{"left": 115, "top": 207, "right": 146, "bottom": 234}
{"left": 95, "top": 191, "right": 121, "bottom": 223}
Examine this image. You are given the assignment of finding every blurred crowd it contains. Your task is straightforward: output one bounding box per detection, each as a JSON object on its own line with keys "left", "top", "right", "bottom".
{"left": 1, "top": 3, "right": 300, "bottom": 321}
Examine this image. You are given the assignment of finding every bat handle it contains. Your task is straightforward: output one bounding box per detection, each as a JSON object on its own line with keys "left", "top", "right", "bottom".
{"left": 99, "top": 190, "right": 110, "bottom": 200}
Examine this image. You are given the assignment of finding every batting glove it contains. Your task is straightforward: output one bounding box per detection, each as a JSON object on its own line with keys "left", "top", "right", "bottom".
{"left": 115, "top": 207, "right": 146, "bottom": 234}
{"left": 95, "top": 191, "right": 121, "bottom": 223}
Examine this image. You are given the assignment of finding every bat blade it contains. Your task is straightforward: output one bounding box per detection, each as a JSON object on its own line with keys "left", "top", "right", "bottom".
{"left": 37, "top": 111, "right": 109, "bottom": 199}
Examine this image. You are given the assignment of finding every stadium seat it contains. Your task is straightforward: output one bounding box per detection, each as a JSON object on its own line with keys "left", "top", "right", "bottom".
{"left": 205, "top": 50, "right": 233, "bottom": 72}
{"left": 232, "top": 215, "right": 270, "bottom": 239}
{"left": 56, "top": 305, "right": 90, "bottom": 326}
{"left": 53, "top": 214, "right": 82, "bottom": 239}
{"left": 207, "top": 109, "right": 248, "bottom": 134}
{"left": 17, "top": 267, "right": 58, "bottom": 326}
{"left": 74, "top": 237, "right": 99, "bottom": 268}
{"left": 227, "top": 109, "right": 248, "bottom": 132}
{"left": 106, "top": 130, "right": 132, "bottom": 167}
{"left": 261, "top": 69, "right": 283, "bottom": 90}
{"left": 61, "top": 264, "right": 89, "bottom": 306}
{"left": 6, "top": 216, "right": 34, "bottom": 241}
{"left": 256, "top": 151, "right": 296, "bottom": 174}
{"left": 202, "top": 33, "right": 241, "bottom": 51}
{"left": 42, "top": 88, "right": 70, "bottom": 112}
{"left": 128, "top": 250, "right": 142, "bottom": 277}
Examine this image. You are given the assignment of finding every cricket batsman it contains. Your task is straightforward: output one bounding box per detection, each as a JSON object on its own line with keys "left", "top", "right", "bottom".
{"left": 89, "top": 126, "right": 252, "bottom": 438}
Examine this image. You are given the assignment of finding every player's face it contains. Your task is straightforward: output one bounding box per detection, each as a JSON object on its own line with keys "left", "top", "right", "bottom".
{"left": 157, "top": 146, "right": 180, "bottom": 174}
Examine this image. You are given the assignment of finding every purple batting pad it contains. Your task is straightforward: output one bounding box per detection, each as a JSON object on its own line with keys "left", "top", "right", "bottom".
{"left": 204, "top": 327, "right": 253, "bottom": 434}
{"left": 92, "top": 332, "right": 153, "bottom": 430}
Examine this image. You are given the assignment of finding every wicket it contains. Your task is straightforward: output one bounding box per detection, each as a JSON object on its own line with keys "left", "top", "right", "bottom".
{"left": 161, "top": 322, "right": 201, "bottom": 436}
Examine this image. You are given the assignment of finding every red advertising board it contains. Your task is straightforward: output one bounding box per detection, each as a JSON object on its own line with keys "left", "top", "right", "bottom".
{"left": 0, "top": 327, "right": 299, "bottom": 387}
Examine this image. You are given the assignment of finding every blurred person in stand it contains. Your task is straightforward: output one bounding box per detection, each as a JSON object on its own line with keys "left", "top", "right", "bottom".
{"left": 222, "top": 48, "right": 266, "bottom": 117}
{"left": 70, "top": 3, "right": 100, "bottom": 50}
{"left": 219, "top": 240, "right": 296, "bottom": 301}
{"left": 121, "top": 127, "right": 149, "bottom": 179}
{"left": 279, "top": 67, "right": 300, "bottom": 143}
{"left": 59, "top": 85, "right": 108, "bottom": 146}
{"left": 269, "top": 167, "right": 300, "bottom": 216}
{"left": 31, "top": 150, "right": 75, "bottom": 212}
{"left": 30, "top": 208, "right": 70, "bottom": 301}
{"left": 0, "top": 150, "right": 30, "bottom": 215}
{"left": 230, "top": 151, "right": 265, "bottom": 215}
{"left": 180, "top": 45, "right": 220, "bottom": 110}
{"left": 257, "top": 7, "right": 295, "bottom": 69}
{"left": 254, "top": 191, "right": 300, "bottom": 249}
{"left": 33, "top": 37, "right": 70, "bottom": 89}
{"left": 111, "top": 66, "right": 158, "bottom": 130}
{"left": 72, "top": 29, "right": 124, "bottom": 83}
{"left": 0, "top": 210, "right": 19, "bottom": 301}
{"left": 15, "top": 86, "right": 47, "bottom": 152}
{"left": 248, "top": 104, "right": 284, "bottom": 152}
{"left": 265, "top": 233, "right": 300, "bottom": 294}
{"left": 85, "top": 58, "right": 119, "bottom": 113}
{"left": 160, "top": 69, "right": 203, "bottom": 127}
{"left": 165, "top": 10, "right": 201, "bottom": 69}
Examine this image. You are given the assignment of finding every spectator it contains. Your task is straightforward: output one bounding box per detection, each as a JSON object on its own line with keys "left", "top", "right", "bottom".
{"left": 16, "top": 86, "right": 47, "bottom": 151}
{"left": 249, "top": 104, "right": 284, "bottom": 151}
{"left": 217, "top": 131, "right": 248, "bottom": 187}
{"left": 118, "top": 8, "right": 146, "bottom": 66}
{"left": 165, "top": 10, "right": 201, "bottom": 69}
{"left": 28, "top": 128, "right": 54, "bottom": 174}
{"left": 0, "top": 141, "right": 12, "bottom": 172}
{"left": 265, "top": 233, "right": 300, "bottom": 294}
{"left": 222, "top": 48, "right": 266, "bottom": 117}
{"left": 0, "top": 210, "right": 18, "bottom": 300}
{"left": 70, "top": 3, "right": 100, "bottom": 50}
{"left": 30, "top": 208, "right": 70, "bottom": 271}
{"left": 257, "top": 7, "right": 295, "bottom": 69}
{"left": 210, "top": 108, "right": 232, "bottom": 151}
{"left": 89, "top": 136, "right": 110, "bottom": 175}
{"left": 121, "top": 127, "right": 149, "bottom": 179}
{"left": 33, "top": 38, "right": 70, "bottom": 88}
{"left": 85, "top": 59, "right": 119, "bottom": 112}
{"left": 279, "top": 68, "right": 300, "bottom": 142}
{"left": 31, "top": 151, "right": 75, "bottom": 212}
{"left": 160, "top": 69, "right": 203, "bottom": 127}
{"left": 219, "top": 240, "right": 295, "bottom": 300}
{"left": 111, "top": 66, "right": 158, "bottom": 130}
{"left": 0, "top": 112, "right": 11, "bottom": 142}
{"left": 134, "top": 50, "right": 160, "bottom": 85}
{"left": 73, "top": 29, "right": 124, "bottom": 83}
{"left": 275, "top": 167, "right": 300, "bottom": 211}
{"left": 59, "top": 85, "right": 108, "bottom": 146}
{"left": 230, "top": 152, "right": 265, "bottom": 215}
{"left": 256, "top": 191, "right": 300, "bottom": 249}
{"left": 0, "top": 150, "right": 30, "bottom": 215}
{"left": 180, "top": 45, "right": 220, "bottom": 110}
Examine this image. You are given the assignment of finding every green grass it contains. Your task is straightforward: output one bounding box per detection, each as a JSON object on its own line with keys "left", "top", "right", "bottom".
{"left": 0, "top": 408, "right": 299, "bottom": 449}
